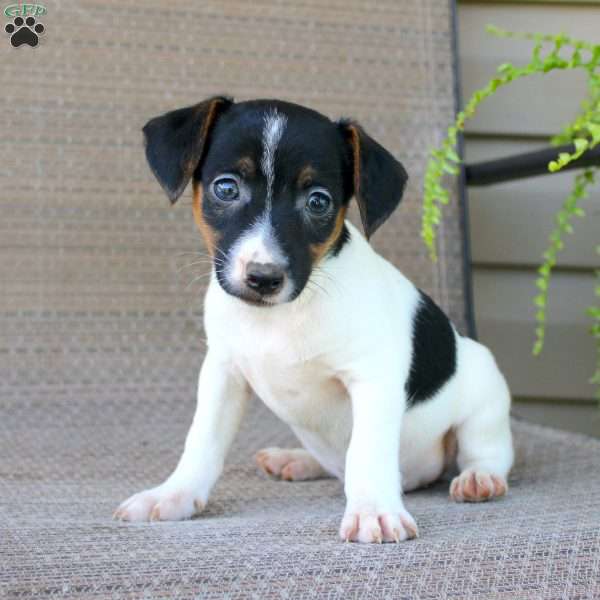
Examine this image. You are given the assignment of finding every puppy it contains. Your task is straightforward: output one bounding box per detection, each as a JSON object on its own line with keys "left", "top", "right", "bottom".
{"left": 114, "top": 97, "right": 513, "bottom": 543}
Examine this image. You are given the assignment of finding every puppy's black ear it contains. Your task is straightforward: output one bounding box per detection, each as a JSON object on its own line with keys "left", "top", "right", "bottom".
{"left": 143, "top": 96, "right": 233, "bottom": 203}
{"left": 338, "top": 120, "right": 408, "bottom": 239}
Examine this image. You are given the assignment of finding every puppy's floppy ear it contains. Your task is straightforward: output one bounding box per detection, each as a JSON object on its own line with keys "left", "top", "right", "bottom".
{"left": 143, "top": 96, "right": 233, "bottom": 203}
{"left": 338, "top": 120, "right": 408, "bottom": 239}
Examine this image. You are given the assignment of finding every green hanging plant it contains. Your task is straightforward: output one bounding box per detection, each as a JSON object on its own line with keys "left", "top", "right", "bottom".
{"left": 532, "top": 169, "right": 595, "bottom": 356}
{"left": 422, "top": 26, "right": 600, "bottom": 397}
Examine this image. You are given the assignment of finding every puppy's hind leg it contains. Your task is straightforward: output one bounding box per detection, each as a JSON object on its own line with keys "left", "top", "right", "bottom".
{"left": 450, "top": 339, "right": 514, "bottom": 503}
{"left": 255, "top": 448, "right": 329, "bottom": 481}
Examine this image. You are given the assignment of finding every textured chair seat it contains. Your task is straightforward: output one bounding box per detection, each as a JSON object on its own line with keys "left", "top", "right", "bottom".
{"left": 3, "top": 391, "right": 600, "bottom": 598}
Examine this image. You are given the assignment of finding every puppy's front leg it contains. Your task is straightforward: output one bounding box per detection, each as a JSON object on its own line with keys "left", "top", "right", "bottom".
{"left": 340, "top": 378, "right": 417, "bottom": 543}
{"left": 114, "top": 349, "right": 250, "bottom": 522}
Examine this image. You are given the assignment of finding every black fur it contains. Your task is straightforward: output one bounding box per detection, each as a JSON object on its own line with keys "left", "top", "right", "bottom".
{"left": 142, "top": 96, "right": 232, "bottom": 203}
{"left": 337, "top": 120, "right": 408, "bottom": 239}
{"left": 406, "top": 290, "right": 457, "bottom": 407}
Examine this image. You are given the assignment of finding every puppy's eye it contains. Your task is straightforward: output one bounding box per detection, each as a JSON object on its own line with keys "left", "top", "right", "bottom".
{"left": 213, "top": 177, "right": 240, "bottom": 201}
{"left": 306, "top": 190, "right": 332, "bottom": 216}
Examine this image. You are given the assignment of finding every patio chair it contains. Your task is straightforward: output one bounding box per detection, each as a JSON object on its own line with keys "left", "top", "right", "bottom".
{"left": 1, "top": 1, "right": 599, "bottom": 597}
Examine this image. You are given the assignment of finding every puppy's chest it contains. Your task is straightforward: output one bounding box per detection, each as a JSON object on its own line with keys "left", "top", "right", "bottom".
{"left": 232, "top": 330, "right": 348, "bottom": 429}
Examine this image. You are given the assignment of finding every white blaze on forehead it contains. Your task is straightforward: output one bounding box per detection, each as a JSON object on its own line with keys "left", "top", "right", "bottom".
{"left": 261, "top": 108, "right": 287, "bottom": 210}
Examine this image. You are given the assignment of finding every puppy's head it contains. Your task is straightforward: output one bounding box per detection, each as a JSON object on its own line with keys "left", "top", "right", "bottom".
{"left": 144, "top": 96, "right": 408, "bottom": 305}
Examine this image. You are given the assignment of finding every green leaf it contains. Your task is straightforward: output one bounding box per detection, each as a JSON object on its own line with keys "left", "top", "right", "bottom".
{"left": 442, "top": 163, "right": 459, "bottom": 175}
{"left": 446, "top": 149, "right": 461, "bottom": 163}
{"left": 533, "top": 295, "right": 546, "bottom": 308}
{"left": 558, "top": 152, "right": 571, "bottom": 163}
{"left": 574, "top": 138, "right": 589, "bottom": 153}
{"left": 538, "top": 266, "right": 550, "bottom": 277}
{"left": 588, "top": 123, "right": 600, "bottom": 143}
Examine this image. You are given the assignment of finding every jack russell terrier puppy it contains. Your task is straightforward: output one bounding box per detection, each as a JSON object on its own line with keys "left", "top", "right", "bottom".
{"left": 114, "top": 97, "right": 514, "bottom": 543}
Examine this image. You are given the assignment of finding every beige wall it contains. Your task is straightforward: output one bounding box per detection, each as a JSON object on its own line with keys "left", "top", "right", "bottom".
{"left": 458, "top": 2, "right": 600, "bottom": 400}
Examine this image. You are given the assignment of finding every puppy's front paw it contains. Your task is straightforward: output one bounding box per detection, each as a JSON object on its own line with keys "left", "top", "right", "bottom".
{"left": 113, "top": 486, "right": 205, "bottom": 522}
{"left": 339, "top": 508, "right": 418, "bottom": 543}
{"left": 450, "top": 470, "right": 508, "bottom": 502}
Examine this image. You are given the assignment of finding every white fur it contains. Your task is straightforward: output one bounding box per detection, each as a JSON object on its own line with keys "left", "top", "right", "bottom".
{"left": 116, "top": 222, "right": 513, "bottom": 542}
{"left": 261, "top": 108, "right": 287, "bottom": 210}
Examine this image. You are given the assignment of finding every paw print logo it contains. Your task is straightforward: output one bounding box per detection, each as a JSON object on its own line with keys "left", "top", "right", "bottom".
{"left": 5, "top": 16, "right": 44, "bottom": 47}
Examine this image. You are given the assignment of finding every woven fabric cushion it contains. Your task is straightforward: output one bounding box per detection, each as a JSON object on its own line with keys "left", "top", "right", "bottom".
{"left": 2, "top": 393, "right": 600, "bottom": 598}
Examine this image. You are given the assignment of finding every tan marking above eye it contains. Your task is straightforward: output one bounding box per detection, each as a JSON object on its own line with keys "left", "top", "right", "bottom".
{"left": 236, "top": 156, "right": 256, "bottom": 178}
{"left": 297, "top": 165, "right": 316, "bottom": 188}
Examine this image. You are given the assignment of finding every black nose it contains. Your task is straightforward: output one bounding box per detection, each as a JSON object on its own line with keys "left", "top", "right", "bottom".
{"left": 245, "top": 262, "right": 285, "bottom": 296}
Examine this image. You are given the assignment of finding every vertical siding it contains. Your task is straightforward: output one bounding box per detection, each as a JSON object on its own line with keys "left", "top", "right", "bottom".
{"left": 458, "top": 2, "right": 600, "bottom": 400}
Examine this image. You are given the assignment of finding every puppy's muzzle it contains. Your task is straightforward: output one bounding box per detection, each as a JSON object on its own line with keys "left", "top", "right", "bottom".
{"left": 244, "top": 262, "right": 285, "bottom": 296}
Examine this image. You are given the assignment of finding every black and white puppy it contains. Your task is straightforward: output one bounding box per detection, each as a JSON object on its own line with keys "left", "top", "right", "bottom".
{"left": 115, "top": 97, "right": 513, "bottom": 543}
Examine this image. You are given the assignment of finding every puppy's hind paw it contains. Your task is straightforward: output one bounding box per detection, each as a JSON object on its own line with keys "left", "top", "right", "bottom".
{"left": 450, "top": 470, "right": 508, "bottom": 502}
{"left": 255, "top": 447, "right": 326, "bottom": 481}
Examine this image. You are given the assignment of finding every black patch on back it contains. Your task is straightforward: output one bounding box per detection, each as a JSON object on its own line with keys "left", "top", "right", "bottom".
{"left": 406, "top": 290, "right": 457, "bottom": 407}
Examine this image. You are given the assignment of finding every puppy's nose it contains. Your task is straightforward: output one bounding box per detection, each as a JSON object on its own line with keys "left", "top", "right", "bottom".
{"left": 245, "top": 262, "right": 285, "bottom": 296}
